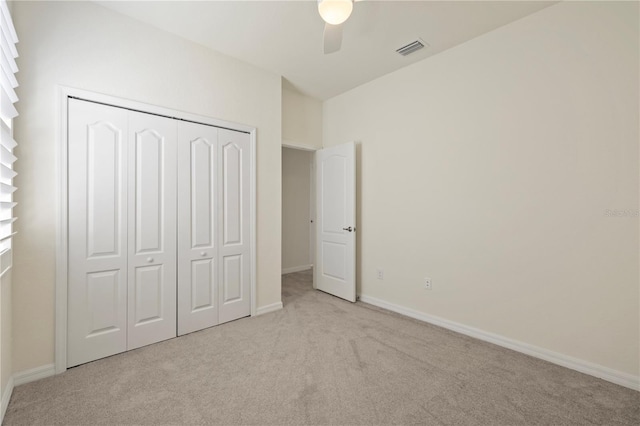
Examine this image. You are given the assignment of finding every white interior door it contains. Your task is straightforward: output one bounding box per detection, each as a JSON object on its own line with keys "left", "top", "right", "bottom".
{"left": 68, "top": 99, "right": 128, "bottom": 367}
{"left": 126, "top": 111, "right": 177, "bottom": 350}
{"left": 218, "top": 129, "right": 251, "bottom": 324}
{"left": 177, "top": 121, "right": 219, "bottom": 335}
{"left": 315, "top": 142, "right": 356, "bottom": 302}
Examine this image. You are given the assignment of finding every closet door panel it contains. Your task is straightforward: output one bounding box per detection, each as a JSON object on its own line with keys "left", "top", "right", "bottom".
{"left": 191, "top": 259, "right": 214, "bottom": 310}
{"left": 222, "top": 254, "right": 243, "bottom": 302}
{"left": 127, "top": 111, "right": 177, "bottom": 350}
{"left": 177, "top": 121, "right": 219, "bottom": 335}
{"left": 218, "top": 129, "right": 251, "bottom": 324}
{"left": 67, "top": 99, "right": 128, "bottom": 368}
{"left": 222, "top": 143, "right": 242, "bottom": 246}
{"left": 135, "top": 130, "right": 163, "bottom": 252}
{"left": 134, "top": 265, "right": 163, "bottom": 324}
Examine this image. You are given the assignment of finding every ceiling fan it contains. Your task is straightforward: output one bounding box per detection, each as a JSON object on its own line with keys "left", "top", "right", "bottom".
{"left": 317, "top": 0, "right": 358, "bottom": 54}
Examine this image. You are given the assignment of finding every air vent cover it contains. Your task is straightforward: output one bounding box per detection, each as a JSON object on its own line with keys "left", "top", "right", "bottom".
{"left": 396, "top": 39, "right": 426, "bottom": 56}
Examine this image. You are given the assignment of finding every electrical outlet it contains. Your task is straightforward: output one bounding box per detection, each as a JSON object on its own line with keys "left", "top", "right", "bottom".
{"left": 377, "top": 269, "right": 384, "bottom": 280}
{"left": 424, "top": 277, "right": 432, "bottom": 290}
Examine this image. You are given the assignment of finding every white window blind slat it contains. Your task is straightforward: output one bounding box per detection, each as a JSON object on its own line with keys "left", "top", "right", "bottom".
{"left": 0, "top": 68, "right": 16, "bottom": 103}
{"left": 0, "top": 31, "right": 18, "bottom": 76}
{"left": 1, "top": 87, "right": 17, "bottom": 119}
{"left": 0, "top": 143, "right": 17, "bottom": 165}
{"left": 0, "top": 5, "right": 18, "bottom": 59}
{"left": 0, "top": 31, "right": 17, "bottom": 62}
{"left": 0, "top": 182, "right": 15, "bottom": 195}
{"left": 0, "top": 232, "right": 17, "bottom": 241}
{"left": 0, "top": 223, "right": 13, "bottom": 241}
{"left": 0, "top": 201, "right": 14, "bottom": 221}
{"left": 0, "top": 120, "right": 17, "bottom": 150}
{"left": 0, "top": 202, "right": 15, "bottom": 222}
{"left": 0, "top": 163, "right": 16, "bottom": 181}
{"left": 0, "top": 0, "right": 18, "bottom": 43}
{"left": 0, "top": 50, "right": 18, "bottom": 93}
{"left": 0, "top": 29, "right": 17, "bottom": 63}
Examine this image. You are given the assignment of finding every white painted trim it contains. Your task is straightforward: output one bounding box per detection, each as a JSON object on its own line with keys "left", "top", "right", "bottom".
{"left": 309, "top": 154, "right": 315, "bottom": 274}
{"left": 1, "top": 376, "right": 13, "bottom": 423}
{"left": 255, "top": 302, "right": 283, "bottom": 316}
{"left": 282, "top": 139, "right": 318, "bottom": 152}
{"left": 359, "top": 294, "right": 640, "bottom": 391}
{"left": 56, "top": 85, "right": 258, "bottom": 372}
{"left": 282, "top": 265, "right": 312, "bottom": 275}
{"left": 250, "top": 129, "right": 257, "bottom": 318}
{"left": 55, "top": 86, "right": 69, "bottom": 375}
{"left": 13, "top": 364, "right": 56, "bottom": 387}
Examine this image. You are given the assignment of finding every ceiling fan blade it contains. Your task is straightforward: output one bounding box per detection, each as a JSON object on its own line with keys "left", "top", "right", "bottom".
{"left": 323, "top": 23, "right": 343, "bottom": 54}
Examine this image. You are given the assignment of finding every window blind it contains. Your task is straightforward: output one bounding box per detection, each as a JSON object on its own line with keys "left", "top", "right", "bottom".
{"left": 0, "top": 0, "right": 18, "bottom": 252}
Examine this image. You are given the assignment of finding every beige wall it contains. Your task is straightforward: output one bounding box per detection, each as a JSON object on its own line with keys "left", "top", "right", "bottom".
{"left": 11, "top": 0, "right": 282, "bottom": 373}
{"left": 323, "top": 1, "right": 639, "bottom": 377}
{"left": 282, "top": 148, "right": 313, "bottom": 271}
{"left": 282, "top": 85, "right": 323, "bottom": 149}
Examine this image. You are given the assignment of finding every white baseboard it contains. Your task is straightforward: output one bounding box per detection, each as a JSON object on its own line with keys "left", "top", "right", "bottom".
{"left": 255, "top": 301, "right": 283, "bottom": 316}
{"left": 282, "top": 265, "right": 312, "bottom": 275}
{"left": 358, "top": 294, "right": 639, "bottom": 391}
{"left": 0, "top": 364, "right": 56, "bottom": 422}
{"left": 1, "top": 376, "right": 13, "bottom": 423}
{"left": 13, "top": 364, "right": 56, "bottom": 387}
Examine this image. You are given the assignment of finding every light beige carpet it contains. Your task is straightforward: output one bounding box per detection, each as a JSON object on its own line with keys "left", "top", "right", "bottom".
{"left": 4, "top": 270, "right": 639, "bottom": 425}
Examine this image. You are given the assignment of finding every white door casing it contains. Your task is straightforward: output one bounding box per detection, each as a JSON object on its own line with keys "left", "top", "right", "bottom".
{"left": 315, "top": 142, "right": 356, "bottom": 302}
{"left": 127, "top": 111, "right": 177, "bottom": 350}
{"left": 177, "top": 121, "right": 219, "bottom": 335}
{"left": 309, "top": 156, "right": 316, "bottom": 282}
{"left": 218, "top": 129, "right": 252, "bottom": 323}
{"left": 67, "top": 99, "right": 129, "bottom": 367}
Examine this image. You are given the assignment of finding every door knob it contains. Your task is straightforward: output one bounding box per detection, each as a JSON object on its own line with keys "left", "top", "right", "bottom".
{"left": 342, "top": 226, "right": 353, "bottom": 232}
{"left": 147, "top": 257, "right": 154, "bottom": 263}
{"left": 200, "top": 252, "right": 207, "bottom": 257}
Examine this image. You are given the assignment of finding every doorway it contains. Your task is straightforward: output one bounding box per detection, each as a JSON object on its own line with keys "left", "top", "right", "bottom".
{"left": 281, "top": 142, "right": 357, "bottom": 303}
{"left": 281, "top": 146, "right": 315, "bottom": 288}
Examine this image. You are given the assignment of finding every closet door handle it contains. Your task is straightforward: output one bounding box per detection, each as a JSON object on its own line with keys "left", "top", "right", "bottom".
{"left": 147, "top": 257, "right": 154, "bottom": 263}
{"left": 200, "top": 252, "right": 207, "bottom": 257}
{"left": 342, "top": 226, "right": 353, "bottom": 232}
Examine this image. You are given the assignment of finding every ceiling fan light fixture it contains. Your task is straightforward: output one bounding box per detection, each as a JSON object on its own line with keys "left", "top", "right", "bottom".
{"left": 318, "top": 0, "right": 353, "bottom": 26}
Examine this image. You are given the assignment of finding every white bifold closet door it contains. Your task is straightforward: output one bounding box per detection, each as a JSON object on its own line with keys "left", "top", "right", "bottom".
{"left": 68, "top": 100, "right": 129, "bottom": 367}
{"left": 126, "top": 111, "right": 177, "bottom": 351}
{"left": 217, "top": 128, "right": 251, "bottom": 324}
{"left": 68, "top": 98, "right": 251, "bottom": 367}
{"left": 177, "top": 123, "right": 251, "bottom": 334}
{"left": 68, "top": 99, "right": 178, "bottom": 366}
{"left": 177, "top": 121, "right": 218, "bottom": 335}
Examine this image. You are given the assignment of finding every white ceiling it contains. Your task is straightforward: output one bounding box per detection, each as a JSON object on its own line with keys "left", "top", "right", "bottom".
{"left": 96, "top": 0, "right": 556, "bottom": 100}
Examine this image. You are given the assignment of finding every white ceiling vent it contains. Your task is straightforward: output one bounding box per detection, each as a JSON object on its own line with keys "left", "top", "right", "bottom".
{"left": 396, "top": 39, "right": 427, "bottom": 56}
